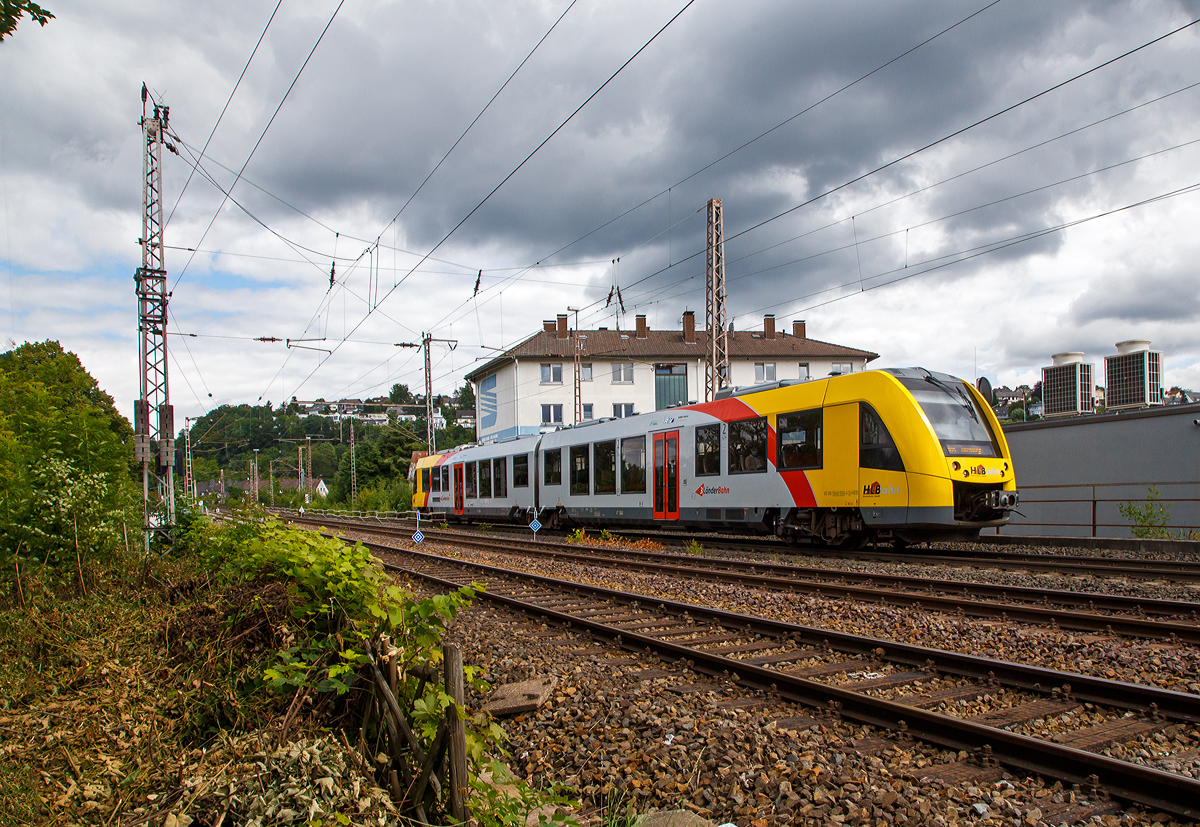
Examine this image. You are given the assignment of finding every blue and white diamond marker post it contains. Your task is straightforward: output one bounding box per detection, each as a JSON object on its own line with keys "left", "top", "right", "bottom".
{"left": 529, "top": 518, "right": 542, "bottom": 535}
{"left": 412, "top": 529, "right": 424, "bottom": 544}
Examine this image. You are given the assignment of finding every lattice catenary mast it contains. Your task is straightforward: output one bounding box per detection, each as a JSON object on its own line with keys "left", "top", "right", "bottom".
{"left": 704, "top": 197, "right": 729, "bottom": 402}
{"left": 134, "top": 85, "right": 177, "bottom": 550}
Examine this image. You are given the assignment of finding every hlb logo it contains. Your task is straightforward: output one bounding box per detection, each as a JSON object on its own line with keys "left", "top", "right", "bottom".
{"left": 969, "top": 465, "right": 1001, "bottom": 477}
{"left": 696, "top": 484, "right": 729, "bottom": 496}
{"left": 863, "top": 481, "right": 900, "bottom": 497}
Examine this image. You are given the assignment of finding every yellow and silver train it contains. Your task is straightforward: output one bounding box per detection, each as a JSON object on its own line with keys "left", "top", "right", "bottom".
{"left": 413, "top": 367, "right": 1018, "bottom": 546}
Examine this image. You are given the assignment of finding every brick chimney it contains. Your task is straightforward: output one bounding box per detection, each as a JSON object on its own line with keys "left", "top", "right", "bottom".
{"left": 556, "top": 314, "right": 568, "bottom": 339}
{"left": 793, "top": 319, "right": 806, "bottom": 339}
{"left": 764, "top": 314, "right": 776, "bottom": 339}
{"left": 543, "top": 319, "right": 556, "bottom": 333}
{"left": 635, "top": 314, "right": 648, "bottom": 339}
{"left": 682, "top": 311, "right": 696, "bottom": 344}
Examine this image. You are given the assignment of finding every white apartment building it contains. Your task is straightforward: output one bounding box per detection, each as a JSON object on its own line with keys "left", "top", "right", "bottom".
{"left": 466, "top": 312, "right": 878, "bottom": 442}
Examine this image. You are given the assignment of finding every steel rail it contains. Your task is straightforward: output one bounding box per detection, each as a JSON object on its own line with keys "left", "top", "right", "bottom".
{"left": 363, "top": 539, "right": 1200, "bottom": 820}
{"left": 285, "top": 511, "right": 1200, "bottom": 581}
{"left": 294, "top": 515, "right": 1200, "bottom": 643}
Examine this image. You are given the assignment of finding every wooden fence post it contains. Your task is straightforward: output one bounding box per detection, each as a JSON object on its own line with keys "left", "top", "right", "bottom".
{"left": 444, "top": 643, "right": 468, "bottom": 823}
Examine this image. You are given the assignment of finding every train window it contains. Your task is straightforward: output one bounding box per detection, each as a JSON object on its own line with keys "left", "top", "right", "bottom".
{"left": 728, "top": 417, "right": 768, "bottom": 474}
{"left": 594, "top": 440, "right": 616, "bottom": 494}
{"left": 431, "top": 466, "right": 440, "bottom": 492}
{"left": 513, "top": 453, "right": 529, "bottom": 487}
{"left": 420, "top": 468, "right": 430, "bottom": 492}
{"left": 465, "top": 461, "right": 477, "bottom": 498}
{"left": 570, "top": 445, "right": 590, "bottom": 495}
{"left": 441, "top": 466, "right": 450, "bottom": 492}
{"left": 860, "top": 404, "right": 904, "bottom": 472}
{"left": 695, "top": 424, "right": 721, "bottom": 476}
{"left": 479, "top": 459, "right": 492, "bottom": 498}
{"left": 494, "top": 457, "right": 507, "bottom": 498}
{"left": 621, "top": 436, "right": 646, "bottom": 493}
{"left": 544, "top": 448, "right": 562, "bottom": 486}
{"left": 777, "top": 409, "right": 822, "bottom": 469}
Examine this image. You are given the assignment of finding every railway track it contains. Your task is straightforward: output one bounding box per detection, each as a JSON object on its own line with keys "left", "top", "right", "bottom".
{"left": 286, "top": 515, "right": 1200, "bottom": 645}
{"left": 353, "top": 533, "right": 1200, "bottom": 821}
{"left": 287, "top": 510, "right": 1200, "bottom": 582}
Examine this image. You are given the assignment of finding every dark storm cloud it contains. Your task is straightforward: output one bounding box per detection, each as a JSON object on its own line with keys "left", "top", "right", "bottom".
{"left": 1069, "top": 266, "right": 1200, "bottom": 325}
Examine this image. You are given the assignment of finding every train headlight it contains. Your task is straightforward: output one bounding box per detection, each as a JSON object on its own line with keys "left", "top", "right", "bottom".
{"left": 962, "top": 470, "right": 970, "bottom": 478}
{"left": 952, "top": 461, "right": 961, "bottom": 471}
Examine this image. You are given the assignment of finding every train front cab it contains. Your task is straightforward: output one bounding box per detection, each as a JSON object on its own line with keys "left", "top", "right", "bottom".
{"left": 818, "top": 369, "right": 1019, "bottom": 544}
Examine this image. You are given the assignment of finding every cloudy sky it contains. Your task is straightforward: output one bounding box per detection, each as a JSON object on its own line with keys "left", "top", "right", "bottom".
{"left": 4, "top": 0, "right": 1200, "bottom": 420}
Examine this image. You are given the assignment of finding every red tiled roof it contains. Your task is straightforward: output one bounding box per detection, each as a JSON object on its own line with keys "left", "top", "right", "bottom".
{"left": 466, "top": 328, "right": 878, "bottom": 381}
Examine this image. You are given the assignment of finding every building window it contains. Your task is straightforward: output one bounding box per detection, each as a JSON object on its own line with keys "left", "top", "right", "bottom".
{"left": 493, "top": 456, "right": 508, "bottom": 498}
{"left": 543, "top": 448, "right": 562, "bottom": 485}
{"left": 799, "top": 363, "right": 810, "bottom": 380}
{"left": 540, "top": 363, "right": 563, "bottom": 384}
{"left": 613, "top": 403, "right": 635, "bottom": 418}
{"left": 778, "top": 409, "right": 822, "bottom": 469}
{"left": 581, "top": 363, "right": 593, "bottom": 381}
{"left": 465, "top": 461, "right": 477, "bottom": 498}
{"left": 512, "top": 453, "right": 529, "bottom": 487}
{"left": 612, "top": 362, "right": 634, "bottom": 384}
{"left": 831, "top": 362, "right": 853, "bottom": 375}
{"left": 570, "top": 445, "right": 589, "bottom": 495}
{"left": 621, "top": 436, "right": 646, "bottom": 493}
{"left": 655, "top": 363, "right": 687, "bottom": 410}
{"left": 593, "top": 440, "right": 616, "bottom": 494}
{"left": 728, "top": 417, "right": 768, "bottom": 474}
{"left": 541, "top": 404, "right": 563, "bottom": 424}
{"left": 754, "top": 362, "right": 776, "bottom": 383}
{"left": 479, "top": 459, "right": 492, "bottom": 498}
{"left": 582, "top": 403, "right": 593, "bottom": 420}
{"left": 695, "top": 424, "right": 721, "bottom": 476}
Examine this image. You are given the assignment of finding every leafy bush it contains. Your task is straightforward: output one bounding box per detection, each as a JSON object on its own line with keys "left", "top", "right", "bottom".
{"left": 1119, "top": 485, "right": 1175, "bottom": 539}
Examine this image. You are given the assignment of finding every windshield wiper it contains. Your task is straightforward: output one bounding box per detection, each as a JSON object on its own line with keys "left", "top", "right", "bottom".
{"left": 920, "top": 369, "right": 979, "bottom": 422}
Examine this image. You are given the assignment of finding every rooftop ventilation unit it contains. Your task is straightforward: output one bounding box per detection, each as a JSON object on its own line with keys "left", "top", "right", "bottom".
{"left": 1041, "top": 352, "right": 1094, "bottom": 418}
{"left": 1104, "top": 341, "right": 1163, "bottom": 410}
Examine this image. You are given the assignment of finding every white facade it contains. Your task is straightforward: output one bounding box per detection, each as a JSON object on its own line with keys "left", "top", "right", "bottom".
{"left": 470, "top": 316, "right": 877, "bottom": 443}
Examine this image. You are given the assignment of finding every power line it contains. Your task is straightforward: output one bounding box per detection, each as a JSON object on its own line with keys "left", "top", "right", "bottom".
{"left": 282, "top": 0, "right": 699, "bottom": 401}
{"left": 164, "top": 0, "right": 282, "bottom": 229}
{"left": 172, "top": 0, "right": 346, "bottom": 291}
{"left": 375, "top": 0, "right": 579, "bottom": 237}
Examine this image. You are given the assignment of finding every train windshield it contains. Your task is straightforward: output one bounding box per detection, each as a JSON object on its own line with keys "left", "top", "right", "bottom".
{"left": 901, "top": 376, "right": 999, "bottom": 458}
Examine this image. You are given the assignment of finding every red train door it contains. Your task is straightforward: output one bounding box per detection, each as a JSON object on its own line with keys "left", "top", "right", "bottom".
{"left": 653, "top": 431, "right": 679, "bottom": 520}
{"left": 453, "top": 464, "right": 465, "bottom": 515}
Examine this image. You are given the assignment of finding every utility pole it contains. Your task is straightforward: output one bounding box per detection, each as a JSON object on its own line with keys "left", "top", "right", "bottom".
{"left": 183, "top": 417, "right": 196, "bottom": 500}
{"left": 252, "top": 448, "right": 260, "bottom": 505}
{"left": 305, "top": 435, "right": 312, "bottom": 494}
{"left": 419, "top": 334, "right": 457, "bottom": 453}
{"left": 704, "top": 197, "right": 729, "bottom": 402}
{"left": 350, "top": 417, "right": 357, "bottom": 504}
{"left": 568, "top": 307, "right": 582, "bottom": 424}
{"left": 298, "top": 445, "right": 304, "bottom": 496}
{"left": 133, "top": 85, "right": 178, "bottom": 551}
{"left": 269, "top": 459, "right": 276, "bottom": 508}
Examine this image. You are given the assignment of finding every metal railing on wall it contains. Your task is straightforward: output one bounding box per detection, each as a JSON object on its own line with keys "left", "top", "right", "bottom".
{"left": 1000, "top": 480, "right": 1199, "bottom": 537}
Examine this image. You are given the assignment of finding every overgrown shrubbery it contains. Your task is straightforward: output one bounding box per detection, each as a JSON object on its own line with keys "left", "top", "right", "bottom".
{"left": 191, "top": 511, "right": 562, "bottom": 824}
{"left": 1, "top": 341, "right": 140, "bottom": 598}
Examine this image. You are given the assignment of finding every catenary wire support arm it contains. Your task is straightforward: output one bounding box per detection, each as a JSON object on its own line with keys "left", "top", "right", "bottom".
{"left": 422, "top": 335, "right": 457, "bottom": 453}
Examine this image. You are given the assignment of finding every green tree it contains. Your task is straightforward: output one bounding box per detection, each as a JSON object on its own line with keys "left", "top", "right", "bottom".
{"left": 1, "top": 1, "right": 54, "bottom": 40}
{"left": 454, "top": 382, "right": 475, "bottom": 412}
{"left": 0, "top": 341, "right": 138, "bottom": 588}
{"left": 388, "top": 383, "right": 415, "bottom": 404}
